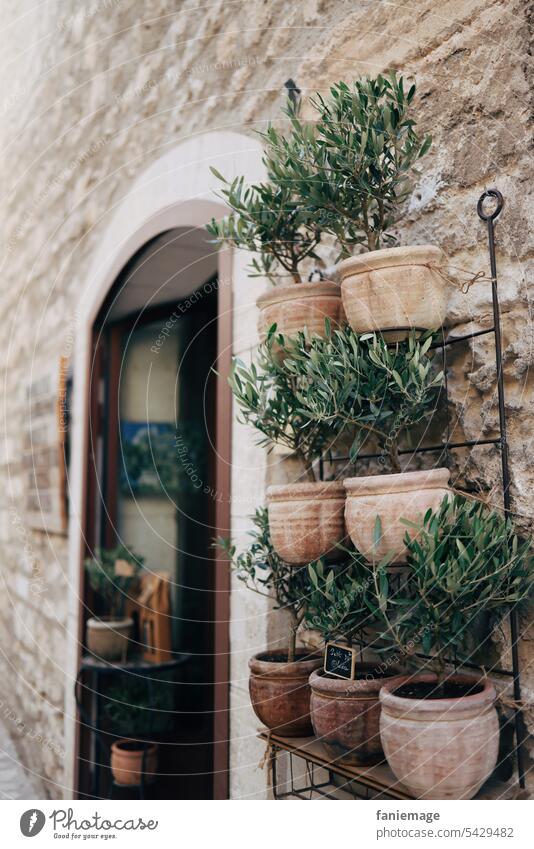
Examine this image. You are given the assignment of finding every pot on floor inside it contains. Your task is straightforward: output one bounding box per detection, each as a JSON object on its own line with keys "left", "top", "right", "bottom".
{"left": 110, "top": 739, "right": 158, "bottom": 786}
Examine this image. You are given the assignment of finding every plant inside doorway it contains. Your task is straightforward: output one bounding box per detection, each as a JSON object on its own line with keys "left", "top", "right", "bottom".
{"left": 84, "top": 544, "right": 143, "bottom": 662}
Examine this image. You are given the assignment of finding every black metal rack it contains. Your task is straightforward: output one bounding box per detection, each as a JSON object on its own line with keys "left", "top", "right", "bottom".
{"left": 260, "top": 732, "right": 516, "bottom": 800}
{"left": 313, "top": 189, "right": 526, "bottom": 791}
{"left": 75, "top": 653, "right": 190, "bottom": 799}
{"left": 261, "top": 732, "right": 412, "bottom": 800}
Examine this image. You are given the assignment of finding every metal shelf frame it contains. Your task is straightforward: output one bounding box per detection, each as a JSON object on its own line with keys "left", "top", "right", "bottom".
{"left": 316, "top": 189, "right": 526, "bottom": 790}
{"left": 261, "top": 732, "right": 413, "bottom": 800}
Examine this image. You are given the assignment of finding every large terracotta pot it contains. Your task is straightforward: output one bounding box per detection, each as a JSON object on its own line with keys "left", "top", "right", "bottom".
{"left": 110, "top": 739, "right": 158, "bottom": 786}
{"left": 86, "top": 616, "right": 133, "bottom": 661}
{"left": 309, "top": 666, "right": 404, "bottom": 766}
{"left": 344, "top": 469, "right": 450, "bottom": 564}
{"left": 256, "top": 281, "right": 345, "bottom": 342}
{"left": 380, "top": 674, "right": 499, "bottom": 799}
{"left": 339, "top": 245, "right": 447, "bottom": 339}
{"left": 267, "top": 481, "right": 346, "bottom": 565}
{"left": 249, "top": 650, "right": 322, "bottom": 736}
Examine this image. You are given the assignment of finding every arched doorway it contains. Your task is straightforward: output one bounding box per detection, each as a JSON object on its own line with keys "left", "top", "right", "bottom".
{"left": 78, "top": 227, "right": 226, "bottom": 799}
{"left": 65, "top": 132, "right": 265, "bottom": 799}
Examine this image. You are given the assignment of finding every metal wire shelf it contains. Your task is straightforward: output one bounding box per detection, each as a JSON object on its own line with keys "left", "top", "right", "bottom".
{"left": 315, "top": 189, "right": 527, "bottom": 790}
{"left": 262, "top": 732, "right": 412, "bottom": 800}
{"left": 261, "top": 731, "right": 518, "bottom": 800}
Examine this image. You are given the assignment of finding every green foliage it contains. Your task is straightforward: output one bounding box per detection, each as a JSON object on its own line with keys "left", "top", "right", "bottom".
{"left": 230, "top": 323, "right": 443, "bottom": 472}
{"left": 219, "top": 507, "right": 314, "bottom": 661}
{"left": 206, "top": 110, "right": 322, "bottom": 285}
{"left": 207, "top": 72, "right": 431, "bottom": 279}
{"left": 84, "top": 545, "right": 144, "bottom": 618}
{"left": 282, "top": 72, "right": 431, "bottom": 256}
{"left": 103, "top": 676, "right": 175, "bottom": 735}
{"left": 219, "top": 507, "right": 310, "bottom": 619}
{"left": 305, "top": 557, "right": 374, "bottom": 644}
{"left": 229, "top": 330, "right": 345, "bottom": 472}
{"left": 364, "top": 495, "right": 534, "bottom": 674}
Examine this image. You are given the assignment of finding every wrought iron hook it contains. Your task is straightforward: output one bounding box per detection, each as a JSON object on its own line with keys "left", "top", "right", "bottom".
{"left": 477, "top": 188, "right": 504, "bottom": 222}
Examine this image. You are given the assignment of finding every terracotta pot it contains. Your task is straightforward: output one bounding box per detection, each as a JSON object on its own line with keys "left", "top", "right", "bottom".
{"left": 249, "top": 650, "right": 322, "bottom": 736}
{"left": 110, "top": 739, "right": 158, "bottom": 786}
{"left": 86, "top": 616, "right": 133, "bottom": 661}
{"left": 310, "top": 666, "right": 404, "bottom": 766}
{"left": 339, "top": 245, "right": 447, "bottom": 339}
{"left": 380, "top": 674, "right": 499, "bottom": 799}
{"left": 256, "top": 281, "right": 345, "bottom": 342}
{"left": 267, "top": 481, "right": 346, "bottom": 565}
{"left": 344, "top": 469, "right": 450, "bottom": 564}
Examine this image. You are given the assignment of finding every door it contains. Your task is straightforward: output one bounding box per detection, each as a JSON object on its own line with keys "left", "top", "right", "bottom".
{"left": 78, "top": 242, "right": 232, "bottom": 798}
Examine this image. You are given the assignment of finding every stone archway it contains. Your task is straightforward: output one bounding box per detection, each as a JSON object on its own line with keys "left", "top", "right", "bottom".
{"left": 64, "top": 131, "right": 268, "bottom": 797}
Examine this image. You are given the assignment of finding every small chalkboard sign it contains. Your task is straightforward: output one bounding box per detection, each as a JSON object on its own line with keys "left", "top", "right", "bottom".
{"left": 324, "top": 641, "right": 358, "bottom": 680}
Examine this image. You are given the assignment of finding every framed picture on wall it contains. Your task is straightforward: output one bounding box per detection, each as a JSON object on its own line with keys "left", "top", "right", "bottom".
{"left": 23, "top": 354, "right": 69, "bottom": 534}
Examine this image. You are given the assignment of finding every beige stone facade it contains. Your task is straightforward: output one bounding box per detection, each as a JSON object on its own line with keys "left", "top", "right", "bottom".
{"left": 0, "top": 0, "right": 533, "bottom": 798}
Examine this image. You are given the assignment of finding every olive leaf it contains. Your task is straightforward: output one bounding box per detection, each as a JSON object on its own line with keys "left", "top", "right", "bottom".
{"left": 362, "top": 494, "right": 534, "bottom": 675}
{"left": 229, "top": 323, "right": 443, "bottom": 473}
{"left": 217, "top": 507, "right": 316, "bottom": 662}
{"left": 273, "top": 72, "right": 431, "bottom": 257}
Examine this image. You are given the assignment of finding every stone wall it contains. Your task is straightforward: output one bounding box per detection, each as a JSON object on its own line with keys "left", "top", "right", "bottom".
{"left": 0, "top": 0, "right": 532, "bottom": 797}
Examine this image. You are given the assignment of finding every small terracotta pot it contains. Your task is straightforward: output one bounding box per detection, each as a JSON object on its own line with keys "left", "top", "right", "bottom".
{"left": 380, "top": 674, "right": 499, "bottom": 799}
{"left": 267, "top": 481, "right": 346, "bottom": 565}
{"left": 256, "top": 281, "right": 345, "bottom": 342}
{"left": 310, "top": 666, "right": 404, "bottom": 766}
{"left": 344, "top": 469, "right": 450, "bottom": 564}
{"left": 86, "top": 616, "right": 133, "bottom": 661}
{"left": 110, "top": 739, "right": 158, "bottom": 786}
{"left": 339, "top": 245, "right": 447, "bottom": 339}
{"left": 249, "top": 650, "right": 322, "bottom": 736}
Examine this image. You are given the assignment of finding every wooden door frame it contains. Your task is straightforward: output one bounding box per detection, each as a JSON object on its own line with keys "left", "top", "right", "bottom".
{"left": 212, "top": 250, "right": 232, "bottom": 799}
{"left": 75, "top": 242, "right": 233, "bottom": 799}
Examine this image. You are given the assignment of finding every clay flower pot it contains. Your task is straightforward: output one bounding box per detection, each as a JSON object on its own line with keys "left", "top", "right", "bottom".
{"left": 380, "top": 674, "right": 499, "bottom": 799}
{"left": 86, "top": 616, "right": 133, "bottom": 661}
{"left": 339, "top": 245, "right": 447, "bottom": 339}
{"left": 110, "top": 739, "right": 158, "bottom": 786}
{"left": 344, "top": 469, "right": 450, "bottom": 564}
{"left": 249, "top": 650, "right": 322, "bottom": 736}
{"left": 309, "top": 666, "right": 404, "bottom": 766}
{"left": 267, "top": 481, "right": 346, "bottom": 565}
{"left": 256, "top": 281, "right": 345, "bottom": 342}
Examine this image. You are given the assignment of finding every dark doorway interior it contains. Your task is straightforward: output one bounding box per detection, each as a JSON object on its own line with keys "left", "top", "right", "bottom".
{"left": 78, "top": 229, "right": 226, "bottom": 799}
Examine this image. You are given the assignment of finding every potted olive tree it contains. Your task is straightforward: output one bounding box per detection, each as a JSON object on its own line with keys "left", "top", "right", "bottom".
{"left": 207, "top": 102, "right": 344, "bottom": 340}
{"left": 282, "top": 73, "right": 441, "bottom": 338}
{"left": 367, "top": 495, "right": 534, "bottom": 799}
{"left": 220, "top": 508, "right": 321, "bottom": 736}
{"left": 304, "top": 559, "right": 403, "bottom": 765}
{"left": 231, "top": 323, "right": 447, "bottom": 564}
{"left": 281, "top": 325, "right": 449, "bottom": 564}
{"left": 84, "top": 544, "right": 143, "bottom": 661}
